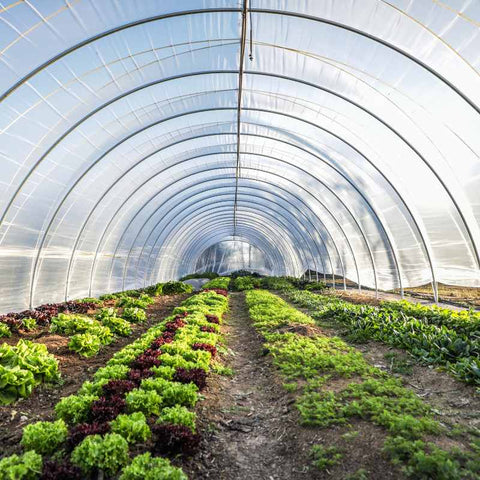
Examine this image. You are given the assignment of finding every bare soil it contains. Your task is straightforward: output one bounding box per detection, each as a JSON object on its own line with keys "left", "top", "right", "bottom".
{"left": 0, "top": 294, "right": 187, "bottom": 457}
{"left": 182, "top": 293, "right": 402, "bottom": 480}
{"left": 331, "top": 288, "right": 475, "bottom": 312}
{"left": 399, "top": 283, "right": 480, "bottom": 309}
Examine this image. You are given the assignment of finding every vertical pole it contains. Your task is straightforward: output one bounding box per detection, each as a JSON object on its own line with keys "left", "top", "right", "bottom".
{"left": 432, "top": 280, "right": 439, "bottom": 303}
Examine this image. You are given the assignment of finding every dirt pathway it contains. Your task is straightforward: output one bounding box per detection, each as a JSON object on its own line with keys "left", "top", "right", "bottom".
{"left": 185, "top": 292, "right": 320, "bottom": 480}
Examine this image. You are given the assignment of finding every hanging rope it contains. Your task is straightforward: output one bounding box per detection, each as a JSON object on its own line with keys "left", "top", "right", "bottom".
{"left": 233, "top": 0, "right": 249, "bottom": 236}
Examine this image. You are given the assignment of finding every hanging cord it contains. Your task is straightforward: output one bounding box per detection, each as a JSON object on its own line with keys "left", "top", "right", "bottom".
{"left": 233, "top": 0, "right": 249, "bottom": 237}
{"left": 249, "top": 8, "right": 254, "bottom": 61}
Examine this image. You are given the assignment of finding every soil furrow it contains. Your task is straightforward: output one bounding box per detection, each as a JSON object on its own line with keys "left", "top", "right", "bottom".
{"left": 184, "top": 292, "right": 320, "bottom": 479}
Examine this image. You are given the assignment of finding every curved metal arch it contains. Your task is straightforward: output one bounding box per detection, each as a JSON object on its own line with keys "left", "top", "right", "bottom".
{"left": 140, "top": 187, "right": 338, "bottom": 290}
{"left": 23, "top": 70, "right": 466, "bottom": 305}
{"left": 3, "top": 6, "right": 477, "bottom": 115}
{"left": 166, "top": 223, "right": 288, "bottom": 283}
{"left": 180, "top": 190, "right": 328, "bottom": 281}
{"left": 97, "top": 160, "right": 362, "bottom": 298}
{"left": 63, "top": 109, "right": 380, "bottom": 300}
{"left": 90, "top": 140, "right": 374, "bottom": 297}
{"left": 87, "top": 162, "right": 352, "bottom": 298}
{"left": 154, "top": 226, "right": 286, "bottom": 283}
{"left": 2, "top": 64, "right": 454, "bottom": 297}
{"left": 2, "top": 38, "right": 476, "bottom": 301}
{"left": 161, "top": 225, "right": 287, "bottom": 282}
{"left": 148, "top": 212, "right": 305, "bottom": 286}
{"left": 97, "top": 161, "right": 358, "bottom": 298}
{"left": 249, "top": 8, "right": 479, "bottom": 115}
{"left": 188, "top": 235, "right": 278, "bottom": 277}
{"left": 128, "top": 193, "right": 328, "bottom": 289}
{"left": 125, "top": 175, "right": 345, "bottom": 291}
{"left": 154, "top": 215, "right": 301, "bottom": 283}
{"left": 122, "top": 185, "right": 330, "bottom": 287}
{"left": 19, "top": 68, "right": 473, "bottom": 304}
{"left": 140, "top": 156, "right": 374, "bottom": 290}
{"left": 0, "top": 8, "right": 242, "bottom": 101}
{"left": 51, "top": 96, "right": 435, "bottom": 300}
{"left": 9, "top": 67, "right": 477, "bottom": 300}
{"left": 184, "top": 232, "right": 285, "bottom": 278}
{"left": 141, "top": 200, "right": 318, "bottom": 286}
{"left": 185, "top": 231, "right": 286, "bottom": 278}
{"left": 244, "top": 70, "right": 480, "bottom": 272}
{"left": 115, "top": 172, "right": 344, "bottom": 292}
{"left": 63, "top": 118, "right": 377, "bottom": 299}
{"left": 76, "top": 120, "right": 371, "bottom": 295}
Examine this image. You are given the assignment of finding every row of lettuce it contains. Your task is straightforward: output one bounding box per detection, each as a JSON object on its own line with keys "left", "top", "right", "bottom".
{"left": 200, "top": 274, "right": 326, "bottom": 292}
{"left": 0, "top": 281, "right": 194, "bottom": 406}
{"left": 0, "top": 281, "right": 193, "bottom": 339}
{"left": 0, "top": 288, "right": 229, "bottom": 479}
{"left": 285, "top": 290, "right": 480, "bottom": 387}
{"left": 245, "top": 290, "right": 479, "bottom": 479}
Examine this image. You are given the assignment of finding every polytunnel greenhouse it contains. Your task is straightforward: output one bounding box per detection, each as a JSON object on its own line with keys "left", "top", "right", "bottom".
{"left": 0, "top": 1, "right": 479, "bottom": 478}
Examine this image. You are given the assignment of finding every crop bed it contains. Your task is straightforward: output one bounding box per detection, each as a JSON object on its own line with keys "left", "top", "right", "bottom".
{"left": 0, "top": 288, "right": 228, "bottom": 479}
{"left": 245, "top": 290, "right": 480, "bottom": 479}
{"left": 285, "top": 290, "right": 480, "bottom": 386}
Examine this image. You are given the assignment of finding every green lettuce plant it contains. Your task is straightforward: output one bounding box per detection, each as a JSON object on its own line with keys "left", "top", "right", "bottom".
{"left": 157, "top": 405, "right": 196, "bottom": 431}
{"left": 93, "top": 364, "right": 129, "bottom": 382}
{"left": 21, "top": 419, "right": 68, "bottom": 455}
{"left": 125, "top": 389, "right": 162, "bottom": 416}
{"left": 71, "top": 433, "right": 129, "bottom": 476}
{"left": 55, "top": 393, "right": 98, "bottom": 424}
{"left": 101, "top": 315, "right": 132, "bottom": 337}
{"left": 110, "top": 412, "right": 151, "bottom": 444}
{"left": 0, "top": 451, "right": 42, "bottom": 480}
{"left": 161, "top": 281, "right": 193, "bottom": 295}
{"left": 122, "top": 307, "right": 147, "bottom": 323}
{"left": 119, "top": 452, "right": 187, "bottom": 480}
{"left": 140, "top": 377, "right": 198, "bottom": 407}
{"left": 0, "top": 365, "right": 35, "bottom": 405}
{"left": 68, "top": 333, "right": 102, "bottom": 357}
{"left": 21, "top": 317, "right": 37, "bottom": 331}
{"left": 0, "top": 339, "right": 59, "bottom": 383}
{"left": 0, "top": 340, "right": 59, "bottom": 404}
{"left": 0, "top": 323, "right": 11, "bottom": 337}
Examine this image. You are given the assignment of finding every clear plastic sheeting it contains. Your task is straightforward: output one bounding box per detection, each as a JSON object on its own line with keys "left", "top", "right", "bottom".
{"left": 0, "top": 0, "right": 479, "bottom": 312}
{"left": 194, "top": 239, "right": 276, "bottom": 276}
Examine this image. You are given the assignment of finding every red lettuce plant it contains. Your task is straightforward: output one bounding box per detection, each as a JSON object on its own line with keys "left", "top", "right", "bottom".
{"left": 173, "top": 368, "right": 207, "bottom": 390}
{"left": 90, "top": 395, "right": 126, "bottom": 422}
{"left": 130, "top": 353, "right": 161, "bottom": 370}
{"left": 200, "top": 325, "right": 217, "bottom": 333}
{"left": 164, "top": 319, "right": 186, "bottom": 333}
{"left": 67, "top": 422, "right": 110, "bottom": 450}
{"left": 152, "top": 423, "right": 200, "bottom": 455}
{"left": 192, "top": 343, "right": 217, "bottom": 357}
{"left": 102, "top": 379, "right": 136, "bottom": 397}
{"left": 150, "top": 335, "right": 172, "bottom": 349}
{"left": 127, "top": 368, "right": 153, "bottom": 384}
{"left": 0, "top": 317, "right": 22, "bottom": 331}
{"left": 205, "top": 314, "right": 220, "bottom": 324}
